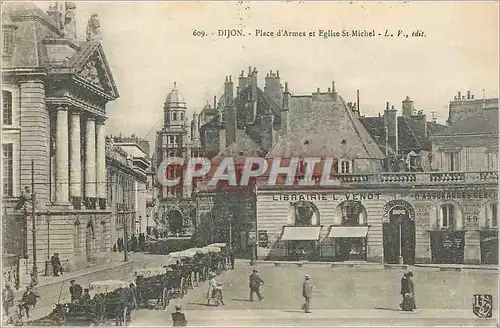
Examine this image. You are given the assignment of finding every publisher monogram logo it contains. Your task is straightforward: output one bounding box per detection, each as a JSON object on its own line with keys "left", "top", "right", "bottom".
{"left": 473, "top": 294, "right": 493, "bottom": 318}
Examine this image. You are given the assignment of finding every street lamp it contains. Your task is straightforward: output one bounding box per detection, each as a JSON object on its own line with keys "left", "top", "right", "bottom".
{"left": 398, "top": 217, "right": 404, "bottom": 264}
{"left": 44, "top": 210, "right": 51, "bottom": 276}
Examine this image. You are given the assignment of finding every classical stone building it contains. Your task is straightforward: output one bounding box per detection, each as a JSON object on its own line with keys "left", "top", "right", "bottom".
{"left": 111, "top": 135, "right": 151, "bottom": 236}
{"left": 2, "top": 2, "right": 119, "bottom": 282}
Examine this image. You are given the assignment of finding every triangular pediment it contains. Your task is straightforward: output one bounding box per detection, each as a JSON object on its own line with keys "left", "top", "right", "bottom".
{"left": 74, "top": 43, "right": 119, "bottom": 99}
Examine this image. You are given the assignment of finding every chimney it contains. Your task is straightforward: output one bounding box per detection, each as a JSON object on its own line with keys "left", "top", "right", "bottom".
{"left": 47, "top": 2, "right": 64, "bottom": 29}
{"left": 224, "top": 75, "right": 234, "bottom": 105}
{"left": 402, "top": 96, "right": 414, "bottom": 117}
{"left": 384, "top": 104, "right": 398, "bottom": 154}
{"left": 226, "top": 104, "right": 237, "bottom": 147}
{"left": 457, "top": 91, "right": 461, "bottom": 100}
{"left": 332, "top": 81, "right": 338, "bottom": 101}
{"left": 260, "top": 112, "right": 275, "bottom": 151}
{"left": 213, "top": 95, "right": 217, "bottom": 111}
{"left": 467, "top": 91, "right": 471, "bottom": 99}
{"left": 265, "top": 69, "right": 283, "bottom": 108}
{"left": 281, "top": 82, "right": 290, "bottom": 135}
{"left": 238, "top": 69, "right": 249, "bottom": 91}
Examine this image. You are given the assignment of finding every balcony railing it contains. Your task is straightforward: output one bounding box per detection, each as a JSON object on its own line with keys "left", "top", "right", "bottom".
{"left": 195, "top": 171, "right": 498, "bottom": 192}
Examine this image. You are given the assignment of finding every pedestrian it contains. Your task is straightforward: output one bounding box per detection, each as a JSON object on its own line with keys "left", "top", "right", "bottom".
{"left": 301, "top": 274, "right": 313, "bottom": 313}
{"left": 51, "top": 252, "right": 61, "bottom": 276}
{"left": 249, "top": 269, "right": 264, "bottom": 301}
{"left": 228, "top": 246, "right": 235, "bottom": 270}
{"left": 171, "top": 305, "right": 187, "bottom": 326}
{"left": 3, "top": 283, "right": 15, "bottom": 318}
{"left": 400, "top": 271, "right": 416, "bottom": 311}
{"left": 21, "top": 285, "right": 40, "bottom": 321}
{"left": 69, "top": 279, "right": 83, "bottom": 303}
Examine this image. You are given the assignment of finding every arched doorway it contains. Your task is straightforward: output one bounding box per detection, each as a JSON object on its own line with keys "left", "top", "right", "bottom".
{"left": 167, "top": 210, "right": 183, "bottom": 236}
{"left": 86, "top": 220, "right": 95, "bottom": 263}
{"left": 382, "top": 200, "right": 415, "bottom": 264}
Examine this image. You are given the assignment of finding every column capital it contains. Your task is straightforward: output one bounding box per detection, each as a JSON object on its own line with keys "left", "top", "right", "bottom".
{"left": 96, "top": 119, "right": 106, "bottom": 125}
{"left": 55, "top": 105, "right": 69, "bottom": 111}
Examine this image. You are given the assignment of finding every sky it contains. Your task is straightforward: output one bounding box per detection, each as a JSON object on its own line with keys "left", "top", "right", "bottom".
{"left": 37, "top": 1, "right": 499, "bottom": 146}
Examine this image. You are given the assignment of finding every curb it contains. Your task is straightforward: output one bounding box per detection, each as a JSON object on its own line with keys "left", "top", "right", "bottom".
{"left": 236, "top": 260, "right": 498, "bottom": 272}
{"left": 14, "top": 261, "right": 132, "bottom": 297}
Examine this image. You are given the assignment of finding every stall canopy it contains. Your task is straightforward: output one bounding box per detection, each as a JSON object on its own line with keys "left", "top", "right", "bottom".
{"left": 328, "top": 226, "right": 369, "bottom": 238}
{"left": 281, "top": 226, "right": 322, "bottom": 241}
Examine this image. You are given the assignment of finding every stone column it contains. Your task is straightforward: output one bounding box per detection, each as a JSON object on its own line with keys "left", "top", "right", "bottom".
{"left": 96, "top": 120, "right": 106, "bottom": 209}
{"left": 69, "top": 110, "right": 82, "bottom": 206}
{"left": 85, "top": 117, "right": 97, "bottom": 208}
{"left": 55, "top": 106, "right": 69, "bottom": 204}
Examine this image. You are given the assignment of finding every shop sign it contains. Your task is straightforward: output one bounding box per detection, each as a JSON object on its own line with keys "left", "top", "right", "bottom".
{"left": 271, "top": 192, "right": 382, "bottom": 202}
{"left": 463, "top": 199, "right": 482, "bottom": 229}
{"left": 413, "top": 202, "right": 433, "bottom": 231}
{"left": 258, "top": 230, "right": 268, "bottom": 247}
{"left": 414, "top": 189, "right": 497, "bottom": 200}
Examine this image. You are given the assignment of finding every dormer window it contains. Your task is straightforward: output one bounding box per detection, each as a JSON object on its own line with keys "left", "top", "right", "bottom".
{"left": 2, "top": 30, "right": 14, "bottom": 57}
{"left": 340, "top": 159, "right": 351, "bottom": 174}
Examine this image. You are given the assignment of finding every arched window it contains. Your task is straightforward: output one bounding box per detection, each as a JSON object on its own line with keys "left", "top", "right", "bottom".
{"left": 439, "top": 203, "right": 460, "bottom": 229}
{"left": 180, "top": 112, "right": 184, "bottom": 121}
{"left": 338, "top": 201, "right": 366, "bottom": 226}
{"left": 288, "top": 201, "right": 320, "bottom": 226}
{"left": 173, "top": 112, "right": 177, "bottom": 121}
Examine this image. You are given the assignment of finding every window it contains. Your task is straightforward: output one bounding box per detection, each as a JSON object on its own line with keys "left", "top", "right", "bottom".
{"left": 488, "top": 152, "right": 498, "bottom": 171}
{"left": 168, "top": 136, "right": 174, "bottom": 143}
{"left": 486, "top": 203, "right": 498, "bottom": 228}
{"left": 447, "top": 152, "right": 460, "bottom": 171}
{"left": 2, "top": 90, "right": 12, "bottom": 125}
{"left": 340, "top": 160, "right": 351, "bottom": 174}
{"left": 74, "top": 222, "right": 81, "bottom": 255}
{"left": 180, "top": 112, "right": 184, "bottom": 121}
{"left": 440, "top": 204, "right": 456, "bottom": 229}
{"left": 292, "top": 201, "right": 319, "bottom": 225}
{"left": 341, "top": 201, "right": 364, "bottom": 226}
{"left": 2, "top": 31, "right": 14, "bottom": 56}
{"left": 173, "top": 112, "right": 177, "bottom": 121}
{"left": 2, "top": 143, "right": 13, "bottom": 197}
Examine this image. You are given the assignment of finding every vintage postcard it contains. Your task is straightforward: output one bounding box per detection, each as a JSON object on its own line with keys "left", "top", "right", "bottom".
{"left": 1, "top": 1, "right": 499, "bottom": 327}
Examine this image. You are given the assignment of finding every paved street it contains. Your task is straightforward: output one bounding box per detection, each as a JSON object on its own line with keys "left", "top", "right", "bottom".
{"left": 127, "top": 263, "right": 498, "bottom": 327}
{"left": 10, "top": 252, "right": 167, "bottom": 322}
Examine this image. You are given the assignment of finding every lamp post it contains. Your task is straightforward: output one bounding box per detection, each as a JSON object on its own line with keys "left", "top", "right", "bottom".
{"left": 146, "top": 214, "right": 150, "bottom": 235}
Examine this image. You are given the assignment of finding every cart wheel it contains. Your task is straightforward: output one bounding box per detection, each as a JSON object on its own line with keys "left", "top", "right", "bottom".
{"left": 162, "top": 287, "right": 169, "bottom": 309}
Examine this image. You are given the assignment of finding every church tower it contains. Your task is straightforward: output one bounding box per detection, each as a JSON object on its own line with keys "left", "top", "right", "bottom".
{"left": 157, "top": 82, "right": 189, "bottom": 198}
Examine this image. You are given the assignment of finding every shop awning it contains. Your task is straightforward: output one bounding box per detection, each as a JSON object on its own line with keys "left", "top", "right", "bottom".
{"left": 281, "top": 226, "right": 322, "bottom": 241}
{"left": 328, "top": 226, "right": 369, "bottom": 238}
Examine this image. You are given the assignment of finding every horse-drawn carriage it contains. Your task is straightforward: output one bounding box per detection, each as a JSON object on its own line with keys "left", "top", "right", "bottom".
{"left": 134, "top": 267, "right": 181, "bottom": 309}
{"left": 28, "top": 280, "right": 133, "bottom": 327}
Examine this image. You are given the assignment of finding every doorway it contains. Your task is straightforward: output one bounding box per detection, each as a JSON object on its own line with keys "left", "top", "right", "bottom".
{"left": 383, "top": 206, "right": 415, "bottom": 264}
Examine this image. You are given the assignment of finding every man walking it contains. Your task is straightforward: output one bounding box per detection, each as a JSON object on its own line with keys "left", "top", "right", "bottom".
{"left": 69, "top": 279, "right": 83, "bottom": 303}
{"left": 302, "top": 274, "right": 313, "bottom": 313}
{"left": 21, "top": 286, "right": 40, "bottom": 321}
{"left": 249, "top": 269, "right": 264, "bottom": 301}
{"left": 171, "top": 305, "right": 187, "bottom": 326}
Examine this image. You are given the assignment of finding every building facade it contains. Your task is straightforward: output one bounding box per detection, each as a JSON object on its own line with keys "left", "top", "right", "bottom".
{"left": 193, "top": 68, "right": 498, "bottom": 265}
{"left": 111, "top": 135, "right": 151, "bottom": 235}
{"left": 1, "top": 2, "right": 119, "bottom": 283}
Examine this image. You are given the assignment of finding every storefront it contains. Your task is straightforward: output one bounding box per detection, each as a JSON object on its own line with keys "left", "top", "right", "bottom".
{"left": 328, "top": 226, "right": 369, "bottom": 261}
{"left": 280, "top": 226, "right": 322, "bottom": 260}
